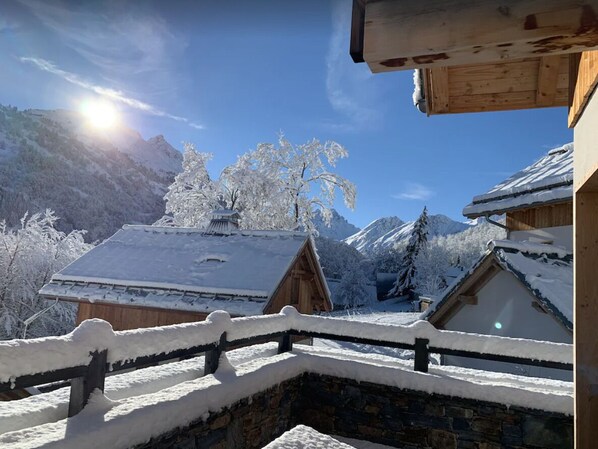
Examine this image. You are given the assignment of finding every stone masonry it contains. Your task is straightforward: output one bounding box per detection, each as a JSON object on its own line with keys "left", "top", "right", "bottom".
{"left": 134, "top": 373, "right": 572, "bottom": 449}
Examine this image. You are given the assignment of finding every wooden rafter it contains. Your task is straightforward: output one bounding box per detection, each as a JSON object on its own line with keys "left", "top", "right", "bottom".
{"left": 536, "top": 55, "right": 563, "bottom": 106}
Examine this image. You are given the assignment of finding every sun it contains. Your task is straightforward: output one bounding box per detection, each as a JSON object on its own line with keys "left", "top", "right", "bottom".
{"left": 80, "top": 99, "right": 118, "bottom": 129}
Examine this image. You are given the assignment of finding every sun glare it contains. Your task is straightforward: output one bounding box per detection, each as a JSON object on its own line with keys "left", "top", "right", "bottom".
{"left": 81, "top": 100, "right": 118, "bottom": 129}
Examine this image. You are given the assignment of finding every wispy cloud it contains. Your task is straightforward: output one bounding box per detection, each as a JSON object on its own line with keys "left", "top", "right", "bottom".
{"left": 393, "top": 183, "right": 435, "bottom": 201}
{"left": 325, "top": 0, "right": 382, "bottom": 131}
{"left": 20, "top": 56, "right": 204, "bottom": 129}
{"left": 16, "top": 0, "right": 203, "bottom": 129}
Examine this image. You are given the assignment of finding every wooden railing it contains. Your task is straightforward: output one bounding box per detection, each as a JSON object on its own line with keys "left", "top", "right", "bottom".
{"left": 0, "top": 307, "right": 573, "bottom": 417}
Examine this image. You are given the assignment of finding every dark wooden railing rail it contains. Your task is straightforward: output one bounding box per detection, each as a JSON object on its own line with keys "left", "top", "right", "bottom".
{"left": 0, "top": 310, "right": 573, "bottom": 417}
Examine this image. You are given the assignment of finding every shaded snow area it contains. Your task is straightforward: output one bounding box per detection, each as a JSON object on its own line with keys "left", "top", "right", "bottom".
{"left": 463, "top": 143, "right": 573, "bottom": 217}
{"left": 0, "top": 346, "right": 572, "bottom": 449}
{"left": 41, "top": 225, "right": 312, "bottom": 316}
{"left": 493, "top": 241, "right": 573, "bottom": 328}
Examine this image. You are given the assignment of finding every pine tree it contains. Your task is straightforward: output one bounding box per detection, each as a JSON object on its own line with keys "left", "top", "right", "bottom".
{"left": 388, "top": 206, "right": 429, "bottom": 299}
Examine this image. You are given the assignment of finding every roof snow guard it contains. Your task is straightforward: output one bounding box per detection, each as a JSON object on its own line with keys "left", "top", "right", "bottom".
{"left": 40, "top": 225, "right": 312, "bottom": 316}
{"left": 463, "top": 144, "right": 573, "bottom": 218}
{"left": 425, "top": 239, "right": 573, "bottom": 332}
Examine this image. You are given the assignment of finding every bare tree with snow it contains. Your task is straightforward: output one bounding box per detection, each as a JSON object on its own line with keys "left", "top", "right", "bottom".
{"left": 0, "top": 210, "right": 92, "bottom": 339}
{"left": 162, "top": 136, "right": 356, "bottom": 234}
{"left": 251, "top": 135, "right": 356, "bottom": 234}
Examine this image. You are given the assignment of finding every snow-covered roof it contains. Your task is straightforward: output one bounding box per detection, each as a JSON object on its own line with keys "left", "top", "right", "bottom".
{"left": 40, "top": 225, "right": 313, "bottom": 316}
{"left": 463, "top": 143, "right": 573, "bottom": 218}
{"left": 426, "top": 240, "right": 573, "bottom": 331}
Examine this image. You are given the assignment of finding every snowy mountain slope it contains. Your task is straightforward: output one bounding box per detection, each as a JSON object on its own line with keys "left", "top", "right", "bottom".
{"left": 344, "top": 214, "right": 470, "bottom": 255}
{"left": 313, "top": 209, "right": 360, "bottom": 240}
{"left": 344, "top": 216, "right": 404, "bottom": 253}
{"left": 0, "top": 105, "right": 182, "bottom": 241}
{"left": 27, "top": 109, "right": 182, "bottom": 176}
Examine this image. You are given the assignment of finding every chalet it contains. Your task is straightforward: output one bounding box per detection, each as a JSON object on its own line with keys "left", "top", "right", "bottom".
{"left": 463, "top": 143, "right": 573, "bottom": 250}
{"left": 349, "top": 2, "right": 598, "bottom": 439}
{"left": 424, "top": 145, "right": 573, "bottom": 377}
{"left": 39, "top": 211, "right": 331, "bottom": 331}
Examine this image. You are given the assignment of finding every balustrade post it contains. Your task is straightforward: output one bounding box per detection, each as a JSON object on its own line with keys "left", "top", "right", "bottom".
{"left": 205, "top": 332, "right": 227, "bottom": 375}
{"left": 68, "top": 349, "right": 108, "bottom": 417}
{"left": 414, "top": 338, "right": 430, "bottom": 373}
{"left": 278, "top": 332, "right": 293, "bottom": 353}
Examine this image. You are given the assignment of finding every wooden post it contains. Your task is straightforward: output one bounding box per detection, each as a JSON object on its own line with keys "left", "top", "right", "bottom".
{"left": 278, "top": 332, "right": 293, "bottom": 354}
{"left": 414, "top": 338, "right": 429, "bottom": 373}
{"left": 68, "top": 349, "right": 107, "bottom": 417}
{"left": 575, "top": 192, "right": 598, "bottom": 448}
{"left": 204, "top": 332, "right": 227, "bottom": 375}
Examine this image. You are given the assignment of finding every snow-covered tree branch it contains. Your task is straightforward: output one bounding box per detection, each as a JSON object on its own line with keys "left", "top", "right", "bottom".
{"left": 0, "top": 210, "right": 92, "bottom": 339}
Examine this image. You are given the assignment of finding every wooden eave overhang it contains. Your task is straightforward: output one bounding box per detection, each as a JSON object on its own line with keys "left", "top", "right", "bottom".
{"left": 351, "top": 0, "right": 598, "bottom": 116}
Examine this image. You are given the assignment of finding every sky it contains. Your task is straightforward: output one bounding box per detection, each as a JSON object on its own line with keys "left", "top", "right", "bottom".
{"left": 0, "top": 0, "right": 573, "bottom": 228}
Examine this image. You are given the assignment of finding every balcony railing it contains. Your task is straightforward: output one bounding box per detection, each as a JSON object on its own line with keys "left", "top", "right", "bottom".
{"left": 0, "top": 306, "right": 572, "bottom": 417}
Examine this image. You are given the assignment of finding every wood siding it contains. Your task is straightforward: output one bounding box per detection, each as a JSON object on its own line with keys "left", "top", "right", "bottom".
{"left": 76, "top": 302, "right": 209, "bottom": 331}
{"left": 568, "top": 50, "right": 598, "bottom": 127}
{"left": 506, "top": 202, "right": 573, "bottom": 231}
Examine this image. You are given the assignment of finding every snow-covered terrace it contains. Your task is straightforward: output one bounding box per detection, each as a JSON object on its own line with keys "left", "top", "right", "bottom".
{"left": 0, "top": 307, "right": 573, "bottom": 448}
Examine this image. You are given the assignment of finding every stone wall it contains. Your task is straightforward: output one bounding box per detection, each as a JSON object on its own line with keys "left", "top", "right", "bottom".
{"left": 133, "top": 377, "right": 302, "bottom": 449}
{"left": 134, "top": 373, "right": 572, "bottom": 449}
{"left": 295, "top": 374, "right": 573, "bottom": 449}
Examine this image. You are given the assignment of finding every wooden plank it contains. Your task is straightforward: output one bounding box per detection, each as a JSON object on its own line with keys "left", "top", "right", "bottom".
{"left": 363, "top": 0, "right": 598, "bottom": 72}
{"left": 428, "top": 67, "right": 449, "bottom": 113}
{"left": 536, "top": 55, "right": 563, "bottom": 106}
{"left": 350, "top": 0, "right": 366, "bottom": 63}
{"left": 68, "top": 350, "right": 107, "bottom": 417}
{"left": 457, "top": 295, "right": 478, "bottom": 305}
{"left": 569, "top": 50, "right": 598, "bottom": 126}
{"left": 506, "top": 202, "right": 573, "bottom": 230}
{"left": 574, "top": 192, "right": 598, "bottom": 448}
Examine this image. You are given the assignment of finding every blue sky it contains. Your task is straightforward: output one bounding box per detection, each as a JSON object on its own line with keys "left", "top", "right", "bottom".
{"left": 0, "top": 0, "right": 573, "bottom": 228}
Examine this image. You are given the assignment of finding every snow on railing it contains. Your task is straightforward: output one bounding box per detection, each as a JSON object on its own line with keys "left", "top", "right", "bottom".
{"left": 0, "top": 306, "right": 573, "bottom": 417}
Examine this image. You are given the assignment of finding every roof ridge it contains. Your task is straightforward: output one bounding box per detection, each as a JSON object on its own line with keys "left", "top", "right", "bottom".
{"left": 121, "top": 224, "right": 308, "bottom": 239}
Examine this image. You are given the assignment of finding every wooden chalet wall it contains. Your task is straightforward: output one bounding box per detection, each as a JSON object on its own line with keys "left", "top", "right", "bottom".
{"left": 506, "top": 202, "right": 573, "bottom": 231}
{"left": 265, "top": 242, "right": 330, "bottom": 315}
{"left": 76, "top": 303, "right": 209, "bottom": 331}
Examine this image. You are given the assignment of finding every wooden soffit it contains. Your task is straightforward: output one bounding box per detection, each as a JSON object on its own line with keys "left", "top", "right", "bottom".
{"left": 424, "top": 55, "right": 570, "bottom": 114}
{"left": 351, "top": 0, "right": 598, "bottom": 114}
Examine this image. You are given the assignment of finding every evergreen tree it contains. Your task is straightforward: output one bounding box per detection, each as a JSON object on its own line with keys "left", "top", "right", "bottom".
{"left": 388, "top": 206, "right": 429, "bottom": 299}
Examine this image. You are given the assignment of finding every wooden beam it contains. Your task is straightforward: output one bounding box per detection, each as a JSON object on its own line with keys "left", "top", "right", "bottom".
{"left": 574, "top": 191, "right": 598, "bottom": 448}
{"left": 350, "top": 0, "right": 366, "bottom": 63}
{"left": 428, "top": 67, "right": 449, "bottom": 113}
{"left": 362, "top": 0, "right": 598, "bottom": 72}
{"left": 536, "top": 55, "right": 562, "bottom": 106}
{"left": 569, "top": 50, "right": 598, "bottom": 127}
{"left": 457, "top": 295, "right": 478, "bottom": 305}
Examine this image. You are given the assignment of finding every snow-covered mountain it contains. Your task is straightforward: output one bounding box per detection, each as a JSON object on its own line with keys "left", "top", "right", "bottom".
{"left": 344, "top": 214, "right": 470, "bottom": 254}
{"left": 313, "top": 209, "right": 360, "bottom": 240}
{"left": 0, "top": 105, "right": 182, "bottom": 241}
{"left": 27, "top": 109, "right": 182, "bottom": 176}
{"left": 343, "top": 216, "right": 405, "bottom": 253}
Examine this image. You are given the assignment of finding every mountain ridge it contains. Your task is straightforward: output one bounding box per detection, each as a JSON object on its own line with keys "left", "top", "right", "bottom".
{"left": 0, "top": 105, "right": 182, "bottom": 241}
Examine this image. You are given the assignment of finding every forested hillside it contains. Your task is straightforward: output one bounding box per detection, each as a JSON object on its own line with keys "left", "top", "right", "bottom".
{"left": 0, "top": 105, "right": 182, "bottom": 241}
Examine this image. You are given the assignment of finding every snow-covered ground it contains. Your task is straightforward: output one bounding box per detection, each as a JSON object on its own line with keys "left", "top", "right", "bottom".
{"left": 314, "top": 301, "right": 422, "bottom": 359}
